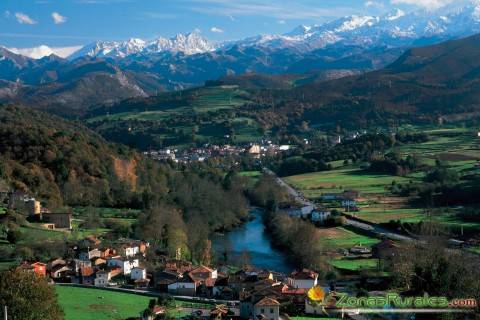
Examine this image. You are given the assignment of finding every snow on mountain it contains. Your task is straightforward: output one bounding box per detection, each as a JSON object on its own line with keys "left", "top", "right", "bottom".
{"left": 69, "top": 32, "right": 217, "bottom": 60}
{"left": 7, "top": 45, "right": 82, "bottom": 59}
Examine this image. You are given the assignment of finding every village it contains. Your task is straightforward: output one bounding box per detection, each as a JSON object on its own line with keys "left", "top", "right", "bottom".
{"left": 0, "top": 178, "right": 410, "bottom": 320}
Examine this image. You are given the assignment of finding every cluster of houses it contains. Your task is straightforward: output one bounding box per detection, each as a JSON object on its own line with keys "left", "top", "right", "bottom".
{"left": 1, "top": 190, "right": 72, "bottom": 229}
{"left": 143, "top": 141, "right": 295, "bottom": 163}
{"left": 278, "top": 190, "right": 360, "bottom": 225}
{"left": 21, "top": 237, "right": 150, "bottom": 288}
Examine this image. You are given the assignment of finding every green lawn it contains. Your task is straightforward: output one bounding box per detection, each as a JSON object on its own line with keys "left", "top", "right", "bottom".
{"left": 316, "top": 227, "right": 380, "bottom": 250}
{"left": 330, "top": 258, "right": 379, "bottom": 271}
{"left": 56, "top": 286, "right": 153, "bottom": 320}
{"left": 350, "top": 208, "right": 426, "bottom": 224}
{"left": 285, "top": 168, "right": 412, "bottom": 198}
{"left": 56, "top": 286, "right": 215, "bottom": 320}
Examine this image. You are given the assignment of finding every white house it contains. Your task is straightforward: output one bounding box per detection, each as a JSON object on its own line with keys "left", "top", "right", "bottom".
{"left": 131, "top": 267, "right": 147, "bottom": 281}
{"left": 94, "top": 271, "right": 111, "bottom": 287}
{"left": 311, "top": 210, "right": 331, "bottom": 224}
{"left": 253, "top": 297, "right": 280, "bottom": 320}
{"left": 168, "top": 273, "right": 197, "bottom": 296}
{"left": 287, "top": 269, "right": 318, "bottom": 289}
{"left": 79, "top": 248, "right": 101, "bottom": 261}
{"left": 342, "top": 199, "right": 356, "bottom": 208}
{"left": 107, "top": 256, "right": 139, "bottom": 275}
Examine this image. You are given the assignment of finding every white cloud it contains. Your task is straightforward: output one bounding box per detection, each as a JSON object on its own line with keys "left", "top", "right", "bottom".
{"left": 277, "top": 19, "right": 286, "bottom": 24}
{"left": 210, "top": 26, "right": 224, "bottom": 33}
{"left": 4, "top": 11, "right": 11, "bottom": 18}
{"left": 390, "top": 0, "right": 454, "bottom": 9}
{"left": 51, "top": 12, "right": 67, "bottom": 24}
{"left": 8, "top": 45, "right": 83, "bottom": 59}
{"left": 365, "top": 1, "right": 385, "bottom": 9}
{"left": 15, "top": 12, "right": 37, "bottom": 24}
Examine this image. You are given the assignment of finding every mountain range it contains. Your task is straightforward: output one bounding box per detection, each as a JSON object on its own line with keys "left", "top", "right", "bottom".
{"left": 2, "top": 0, "right": 480, "bottom": 116}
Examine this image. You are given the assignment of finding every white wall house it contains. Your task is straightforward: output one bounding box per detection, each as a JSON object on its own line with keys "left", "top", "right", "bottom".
{"left": 311, "top": 210, "right": 331, "bottom": 223}
{"left": 287, "top": 269, "right": 318, "bottom": 289}
{"left": 107, "top": 257, "right": 139, "bottom": 275}
{"left": 79, "top": 248, "right": 101, "bottom": 261}
{"left": 130, "top": 267, "right": 147, "bottom": 281}
{"left": 168, "top": 279, "right": 196, "bottom": 296}
{"left": 94, "top": 271, "right": 110, "bottom": 287}
{"left": 122, "top": 245, "right": 140, "bottom": 258}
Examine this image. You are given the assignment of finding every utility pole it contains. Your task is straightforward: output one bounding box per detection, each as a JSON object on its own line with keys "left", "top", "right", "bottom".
{"left": 3, "top": 305, "right": 7, "bottom": 320}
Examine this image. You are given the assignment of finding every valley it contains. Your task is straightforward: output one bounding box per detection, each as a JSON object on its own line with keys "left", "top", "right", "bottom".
{"left": 2, "top": 1, "right": 480, "bottom": 319}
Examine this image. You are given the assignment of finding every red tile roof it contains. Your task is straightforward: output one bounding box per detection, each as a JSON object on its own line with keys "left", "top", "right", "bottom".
{"left": 255, "top": 297, "right": 281, "bottom": 306}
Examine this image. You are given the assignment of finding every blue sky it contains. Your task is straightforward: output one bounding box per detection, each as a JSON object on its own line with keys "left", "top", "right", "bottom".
{"left": 0, "top": 0, "right": 451, "bottom": 48}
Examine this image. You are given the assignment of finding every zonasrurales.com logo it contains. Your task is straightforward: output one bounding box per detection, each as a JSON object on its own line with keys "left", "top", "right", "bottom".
{"left": 306, "top": 286, "right": 477, "bottom": 315}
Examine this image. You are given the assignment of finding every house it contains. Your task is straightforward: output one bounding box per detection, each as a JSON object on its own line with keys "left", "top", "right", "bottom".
{"left": 99, "top": 248, "right": 116, "bottom": 258}
{"left": 279, "top": 204, "right": 314, "bottom": 218}
{"left": 94, "top": 270, "right": 111, "bottom": 287}
{"left": 287, "top": 269, "right": 318, "bottom": 289}
{"left": 372, "top": 239, "right": 399, "bottom": 259}
{"left": 311, "top": 210, "right": 331, "bottom": 224}
{"left": 72, "top": 259, "right": 92, "bottom": 273}
{"left": 43, "top": 213, "right": 72, "bottom": 229}
{"left": 212, "top": 275, "right": 232, "bottom": 299}
{"left": 79, "top": 248, "right": 101, "bottom": 261}
{"left": 79, "top": 266, "right": 95, "bottom": 285}
{"left": 253, "top": 297, "right": 281, "bottom": 320}
{"left": 349, "top": 244, "right": 371, "bottom": 255}
{"left": 115, "top": 239, "right": 148, "bottom": 257}
{"left": 47, "top": 258, "right": 66, "bottom": 271}
{"left": 94, "top": 268, "right": 122, "bottom": 287}
{"left": 21, "top": 262, "right": 47, "bottom": 277}
{"left": 131, "top": 267, "right": 147, "bottom": 281}
{"left": 134, "top": 278, "right": 150, "bottom": 289}
{"left": 107, "top": 256, "right": 139, "bottom": 275}
{"left": 189, "top": 265, "right": 218, "bottom": 296}
{"left": 8, "top": 192, "right": 41, "bottom": 216}
{"left": 92, "top": 257, "right": 107, "bottom": 267}
{"left": 50, "top": 264, "right": 71, "bottom": 279}
{"left": 168, "top": 273, "right": 197, "bottom": 296}
{"left": 154, "top": 270, "right": 181, "bottom": 292}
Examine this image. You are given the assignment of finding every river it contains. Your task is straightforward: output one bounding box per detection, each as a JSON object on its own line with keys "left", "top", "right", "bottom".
{"left": 211, "top": 208, "right": 294, "bottom": 273}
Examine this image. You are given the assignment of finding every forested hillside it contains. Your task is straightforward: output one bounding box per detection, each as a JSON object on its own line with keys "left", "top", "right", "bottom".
{"left": 0, "top": 105, "right": 248, "bottom": 231}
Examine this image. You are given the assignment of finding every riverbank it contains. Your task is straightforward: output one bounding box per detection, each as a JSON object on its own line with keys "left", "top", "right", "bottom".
{"left": 211, "top": 208, "right": 294, "bottom": 273}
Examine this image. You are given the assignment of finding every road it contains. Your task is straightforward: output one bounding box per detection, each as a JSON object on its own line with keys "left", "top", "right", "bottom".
{"left": 265, "top": 168, "right": 415, "bottom": 242}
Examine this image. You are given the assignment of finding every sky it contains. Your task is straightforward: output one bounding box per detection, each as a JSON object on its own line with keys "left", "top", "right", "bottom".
{"left": 0, "top": 0, "right": 458, "bottom": 48}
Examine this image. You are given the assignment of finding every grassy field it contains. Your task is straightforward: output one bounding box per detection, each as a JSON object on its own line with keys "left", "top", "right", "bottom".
{"left": 316, "top": 227, "right": 379, "bottom": 250}
{"left": 56, "top": 286, "right": 216, "bottom": 320}
{"left": 330, "top": 258, "right": 379, "bottom": 271}
{"left": 56, "top": 286, "right": 153, "bottom": 320}
{"left": 349, "top": 208, "right": 426, "bottom": 224}
{"left": 284, "top": 167, "right": 413, "bottom": 198}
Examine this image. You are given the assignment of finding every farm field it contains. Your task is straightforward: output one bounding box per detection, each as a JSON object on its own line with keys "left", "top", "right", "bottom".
{"left": 56, "top": 286, "right": 152, "bottom": 320}
{"left": 284, "top": 167, "right": 413, "bottom": 199}
{"left": 330, "top": 258, "right": 379, "bottom": 271}
{"left": 56, "top": 286, "right": 215, "bottom": 320}
{"left": 349, "top": 208, "right": 426, "bottom": 224}
{"left": 316, "top": 227, "right": 380, "bottom": 250}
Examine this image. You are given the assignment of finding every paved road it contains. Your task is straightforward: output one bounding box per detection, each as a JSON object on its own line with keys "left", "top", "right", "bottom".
{"left": 265, "top": 168, "right": 415, "bottom": 242}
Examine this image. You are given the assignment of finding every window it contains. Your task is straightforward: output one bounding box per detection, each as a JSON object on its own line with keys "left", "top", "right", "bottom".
{"left": 270, "top": 308, "right": 274, "bottom": 313}
{"left": 260, "top": 308, "right": 264, "bottom": 313}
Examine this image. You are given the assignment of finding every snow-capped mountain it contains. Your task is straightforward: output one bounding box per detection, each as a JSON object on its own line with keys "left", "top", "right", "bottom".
{"left": 241, "top": 0, "right": 480, "bottom": 50}
{"left": 69, "top": 32, "right": 217, "bottom": 59}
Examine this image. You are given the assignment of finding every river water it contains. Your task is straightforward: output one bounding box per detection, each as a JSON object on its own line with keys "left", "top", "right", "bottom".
{"left": 211, "top": 208, "right": 294, "bottom": 273}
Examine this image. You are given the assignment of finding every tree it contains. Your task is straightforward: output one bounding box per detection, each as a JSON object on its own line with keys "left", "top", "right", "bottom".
{"left": 0, "top": 268, "right": 64, "bottom": 320}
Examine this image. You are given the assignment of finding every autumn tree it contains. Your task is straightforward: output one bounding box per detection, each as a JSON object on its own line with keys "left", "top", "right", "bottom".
{"left": 0, "top": 268, "right": 64, "bottom": 320}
